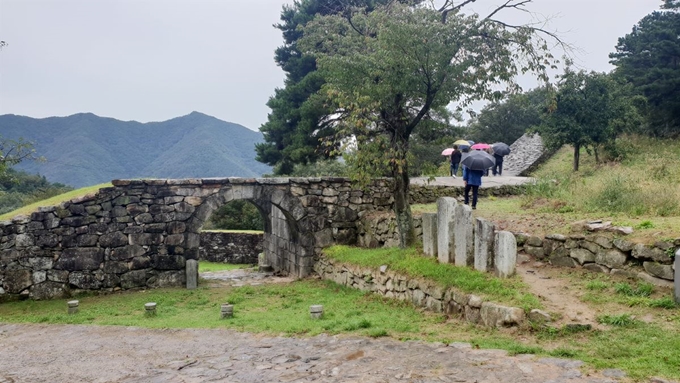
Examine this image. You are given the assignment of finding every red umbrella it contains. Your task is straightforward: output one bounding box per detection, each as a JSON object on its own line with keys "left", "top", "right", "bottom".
{"left": 441, "top": 148, "right": 454, "bottom": 156}
{"left": 471, "top": 143, "right": 491, "bottom": 150}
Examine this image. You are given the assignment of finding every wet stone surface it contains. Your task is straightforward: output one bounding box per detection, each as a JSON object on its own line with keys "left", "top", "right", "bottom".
{"left": 199, "top": 267, "right": 294, "bottom": 287}
{"left": 0, "top": 323, "right": 625, "bottom": 383}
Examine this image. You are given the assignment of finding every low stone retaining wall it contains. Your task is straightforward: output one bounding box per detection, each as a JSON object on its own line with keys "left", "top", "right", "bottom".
{"left": 357, "top": 212, "right": 423, "bottom": 248}
{"left": 516, "top": 233, "right": 679, "bottom": 287}
{"left": 314, "top": 257, "right": 525, "bottom": 328}
{"left": 409, "top": 185, "right": 523, "bottom": 204}
{"left": 199, "top": 231, "right": 263, "bottom": 264}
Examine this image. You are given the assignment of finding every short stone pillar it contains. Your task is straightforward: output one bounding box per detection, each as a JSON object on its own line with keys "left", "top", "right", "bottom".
{"left": 67, "top": 300, "right": 79, "bottom": 315}
{"left": 186, "top": 259, "right": 198, "bottom": 290}
{"left": 220, "top": 303, "right": 234, "bottom": 319}
{"left": 259, "top": 252, "right": 273, "bottom": 272}
{"left": 310, "top": 305, "right": 323, "bottom": 319}
{"left": 453, "top": 204, "right": 474, "bottom": 267}
{"left": 474, "top": 218, "right": 495, "bottom": 272}
{"left": 145, "top": 302, "right": 157, "bottom": 317}
{"left": 674, "top": 248, "right": 680, "bottom": 304}
{"left": 422, "top": 213, "right": 438, "bottom": 257}
{"left": 437, "top": 197, "right": 457, "bottom": 264}
{"left": 494, "top": 231, "right": 517, "bottom": 278}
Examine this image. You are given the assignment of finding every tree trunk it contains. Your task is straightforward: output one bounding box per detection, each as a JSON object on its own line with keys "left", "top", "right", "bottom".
{"left": 390, "top": 130, "right": 415, "bottom": 248}
{"left": 573, "top": 144, "right": 580, "bottom": 171}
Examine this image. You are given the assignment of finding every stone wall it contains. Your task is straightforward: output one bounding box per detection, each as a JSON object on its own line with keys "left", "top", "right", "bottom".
{"left": 517, "top": 233, "right": 679, "bottom": 287}
{"left": 408, "top": 184, "right": 523, "bottom": 204}
{"left": 0, "top": 177, "right": 396, "bottom": 300}
{"left": 314, "top": 257, "right": 525, "bottom": 328}
{"left": 198, "top": 231, "right": 263, "bottom": 264}
{"left": 502, "top": 133, "right": 555, "bottom": 176}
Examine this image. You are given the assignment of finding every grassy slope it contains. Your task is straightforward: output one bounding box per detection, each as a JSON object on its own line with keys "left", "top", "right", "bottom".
{"left": 0, "top": 183, "right": 112, "bottom": 221}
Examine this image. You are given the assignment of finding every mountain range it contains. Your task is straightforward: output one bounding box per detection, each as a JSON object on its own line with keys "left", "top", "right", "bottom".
{"left": 0, "top": 112, "right": 272, "bottom": 188}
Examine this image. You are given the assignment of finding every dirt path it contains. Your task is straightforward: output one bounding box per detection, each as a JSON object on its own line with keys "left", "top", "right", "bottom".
{"left": 0, "top": 322, "right": 627, "bottom": 383}
{"left": 515, "top": 254, "right": 604, "bottom": 330}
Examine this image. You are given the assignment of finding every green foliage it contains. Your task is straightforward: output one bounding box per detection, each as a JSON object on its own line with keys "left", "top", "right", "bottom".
{"left": 287, "top": 158, "right": 348, "bottom": 177}
{"left": 615, "top": 282, "right": 654, "bottom": 297}
{"left": 467, "top": 87, "right": 550, "bottom": 145}
{"left": 203, "top": 200, "right": 264, "bottom": 231}
{"left": 587, "top": 175, "right": 645, "bottom": 214}
{"left": 198, "top": 262, "right": 253, "bottom": 273}
{"left": 597, "top": 313, "right": 639, "bottom": 327}
{"left": 0, "top": 168, "right": 72, "bottom": 215}
{"left": 538, "top": 65, "right": 641, "bottom": 171}
{"left": 636, "top": 220, "right": 655, "bottom": 229}
{"left": 610, "top": 9, "right": 680, "bottom": 137}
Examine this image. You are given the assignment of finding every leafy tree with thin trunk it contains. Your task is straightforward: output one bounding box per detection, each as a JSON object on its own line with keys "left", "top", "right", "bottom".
{"left": 299, "top": 1, "right": 561, "bottom": 247}
{"left": 538, "top": 65, "right": 640, "bottom": 171}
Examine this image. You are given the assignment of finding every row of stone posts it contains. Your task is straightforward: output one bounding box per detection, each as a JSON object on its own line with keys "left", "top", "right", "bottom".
{"left": 423, "top": 197, "right": 517, "bottom": 277}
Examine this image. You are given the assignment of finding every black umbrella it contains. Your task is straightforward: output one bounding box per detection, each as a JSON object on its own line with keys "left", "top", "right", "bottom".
{"left": 461, "top": 150, "right": 495, "bottom": 171}
{"left": 492, "top": 142, "right": 511, "bottom": 156}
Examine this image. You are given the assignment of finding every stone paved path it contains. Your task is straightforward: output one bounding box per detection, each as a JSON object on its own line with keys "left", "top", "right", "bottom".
{"left": 0, "top": 323, "right": 624, "bottom": 383}
{"left": 411, "top": 176, "right": 533, "bottom": 189}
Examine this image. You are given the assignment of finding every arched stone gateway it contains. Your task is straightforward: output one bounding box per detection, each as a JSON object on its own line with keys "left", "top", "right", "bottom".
{"left": 0, "top": 177, "right": 394, "bottom": 300}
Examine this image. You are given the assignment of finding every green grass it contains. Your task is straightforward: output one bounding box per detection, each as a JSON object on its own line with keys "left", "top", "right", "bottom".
{"left": 0, "top": 279, "right": 678, "bottom": 380}
{"left": 200, "top": 229, "right": 264, "bottom": 234}
{"left": 323, "top": 245, "right": 540, "bottom": 311}
{"left": 0, "top": 182, "right": 112, "bottom": 221}
{"left": 199, "top": 261, "right": 254, "bottom": 272}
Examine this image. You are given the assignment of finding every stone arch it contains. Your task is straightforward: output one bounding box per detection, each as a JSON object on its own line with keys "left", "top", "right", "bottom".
{"left": 184, "top": 183, "right": 314, "bottom": 278}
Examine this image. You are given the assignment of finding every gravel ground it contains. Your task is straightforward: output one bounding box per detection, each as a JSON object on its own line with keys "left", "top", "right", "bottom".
{"left": 0, "top": 323, "right": 626, "bottom": 383}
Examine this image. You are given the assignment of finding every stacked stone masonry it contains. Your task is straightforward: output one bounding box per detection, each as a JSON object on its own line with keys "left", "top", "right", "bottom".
{"left": 517, "top": 233, "right": 679, "bottom": 287}
{"left": 198, "top": 231, "right": 263, "bottom": 264}
{"left": 0, "top": 177, "right": 397, "bottom": 300}
{"left": 314, "top": 257, "right": 525, "bottom": 328}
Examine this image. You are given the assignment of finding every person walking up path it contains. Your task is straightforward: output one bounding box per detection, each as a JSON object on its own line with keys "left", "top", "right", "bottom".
{"left": 463, "top": 165, "right": 484, "bottom": 209}
{"left": 450, "top": 145, "right": 462, "bottom": 178}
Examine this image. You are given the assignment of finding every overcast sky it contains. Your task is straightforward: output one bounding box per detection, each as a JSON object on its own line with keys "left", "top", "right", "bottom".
{"left": 0, "top": 0, "right": 663, "bottom": 131}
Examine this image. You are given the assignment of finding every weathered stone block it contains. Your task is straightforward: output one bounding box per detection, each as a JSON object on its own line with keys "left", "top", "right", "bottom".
{"left": 550, "top": 256, "right": 578, "bottom": 268}
{"left": 526, "top": 236, "right": 543, "bottom": 247}
{"left": 583, "top": 263, "right": 610, "bottom": 273}
{"left": 130, "top": 256, "right": 151, "bottom": 270}
{"left": 595, "top": 248, "right": 628, "bottom": 269}
{"left": 480, "top": 302, "right": 525, "bottom": 327}
{"left": 151, "top": 254, "right": 185, "bottom": 270}
{"left": 55, "top": 248, "right": 104, "bottom": 271}
{"left": 570, "top": 248, "right": 595, "bottom": 265}
{"left": 110, "top": 245, "right": 146, "bottom": 261}
{"left": 524, "top": 245, "right": 545, "bottom": 258}
{"left": 29, "top": 281, "right": 68, "bottom": 300}
{"left": 643, "top": 262, "right": 674, "bottom": 281}
{"left": 593, "top": 236, "right": 613, "bottom": 249}
{"left": 102, "top": 261, "right": 130, "bottom": 274}
{"left": 613, "top": 238, "right": 634, "bottom": 252}
{"left": 632, "top": 244, "right": 672, "bottom": 264}
{"left": 454, "top": 204, "right": 474, "bottom": 267}
{"left": 129, "top": 233, "right": 163, "bottom": 246}
{"left": 47, "top": 269, "right": 69, "bottom": 283}
{"left": 18, "top": 257, "right": 54, "bottom": 270}
{"left": 120, "top": 270, "right": 148, "bottom": 289}
{"left": 76, "top": 234, "right": 99, "bottom": 247}
{"left": 69, "top": 271, "right": 101, "bottom": 289}
{"left": 4, "top": 269, "right": 32, "bottom": 293}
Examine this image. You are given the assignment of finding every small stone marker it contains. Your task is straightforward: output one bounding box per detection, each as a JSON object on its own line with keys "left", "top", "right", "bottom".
{"left": 674, "top": 248, "right": 679, "bottom": 304}
{"left": 453, "top": 204, "right": 474, "bottom": 267}
{"left": 67, "top": 300, "right": 79, "bottom": 315}
{"left": 186, "top": 259, "right": 198, "bottom": 290}
{"left": 258, "top": 252, "right": 273, "bottom": 272}
{"left": 422, "top": 213, "right": 438, "bottom": 257}
{"left": 309, "top": 305, "right": 323, "bottom": 319}
{"left": 494, "top": 231, "right": 517, "bottom": 278}
{"left": 145, "top": 302, "right": 157, "bottom": 317}
{"left": 474, "top": 218, "right": 495, "bottom": 272}
{"left": 220, "top": 303, "right": 234, "bottom": 319}
{"left": 437, "top": 197, "right": 457, "bottom": 264}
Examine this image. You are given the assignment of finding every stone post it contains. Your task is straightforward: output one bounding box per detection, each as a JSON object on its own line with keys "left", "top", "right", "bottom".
{"left": 67, "top": 300, "right": 79, "bottom": 315}
{"left": 422, "top": 213, "right": 438, "bottom": 257}
{"left": 145, "top": 302, "right": 157, "bottom": 317}
{"left": 474, "top": 218, "right": 495, "bottom": 272}
{"left": 310, "top": 305, "right": 323, "bottom": 319}
{"left": 437, "top": 197, "right": 457, "bottom": 264}
{"left": 186, "top": 259, "right": 198, "bottom": 290}
{"left": 453, "top": 204, "right": 474, "bottom": 267}
{"left": 494, "top": 231, "right": 517, "bottom": 278}
{"left": 220, "top": 303, "right": 234, "bottom": 319}
{"left": 674, "top": 248, "right": 679, "bottom": 304}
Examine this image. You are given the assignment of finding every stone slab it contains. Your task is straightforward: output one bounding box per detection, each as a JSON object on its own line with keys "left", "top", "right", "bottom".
{"left": 186, "top": 259, "right": 198, "bottom": 290}
{"left": 437, "top": 197, "right": 457, "bottom": 264}
{"left": 453, "top": 204, "right": 474, "bottom": 267}
{"left": 422, "top": 213, "right": 437, "bottom": 257}
{"left": 474, "top": 218, "right": 495, "bottom": 272}
{"left": 494, "top": 231, "right": 517, "bottom": 278}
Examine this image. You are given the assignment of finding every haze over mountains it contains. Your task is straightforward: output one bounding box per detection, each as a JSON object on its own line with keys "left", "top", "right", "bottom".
{"left": 0, "top": 112, "right": 271, "bottom": 188}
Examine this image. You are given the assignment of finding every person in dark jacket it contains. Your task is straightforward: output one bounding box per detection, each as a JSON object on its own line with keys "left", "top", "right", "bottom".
{"left": 450, "top": 145, "right": 462, "bottom": 178}
{"left": 492, "top": 153, "right": 504, "bottom": 176}
{"left": 463, "top": 166, "right": 484, "bottom": 209}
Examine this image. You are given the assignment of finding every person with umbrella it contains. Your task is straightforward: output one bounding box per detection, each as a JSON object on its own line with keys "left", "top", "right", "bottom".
{"left": 450, "top": 144, "right": 462, "bottom": 178}
{"left": 491, "top": 142, "right": 511, "bottom": 176}
{"left": 461, "top": 150, "right": 494, "bottom": 210}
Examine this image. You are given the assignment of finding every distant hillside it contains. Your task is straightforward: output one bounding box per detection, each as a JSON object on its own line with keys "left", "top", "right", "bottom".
{"left": 0, "top": 112, "right": 271, "bottom": 187}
